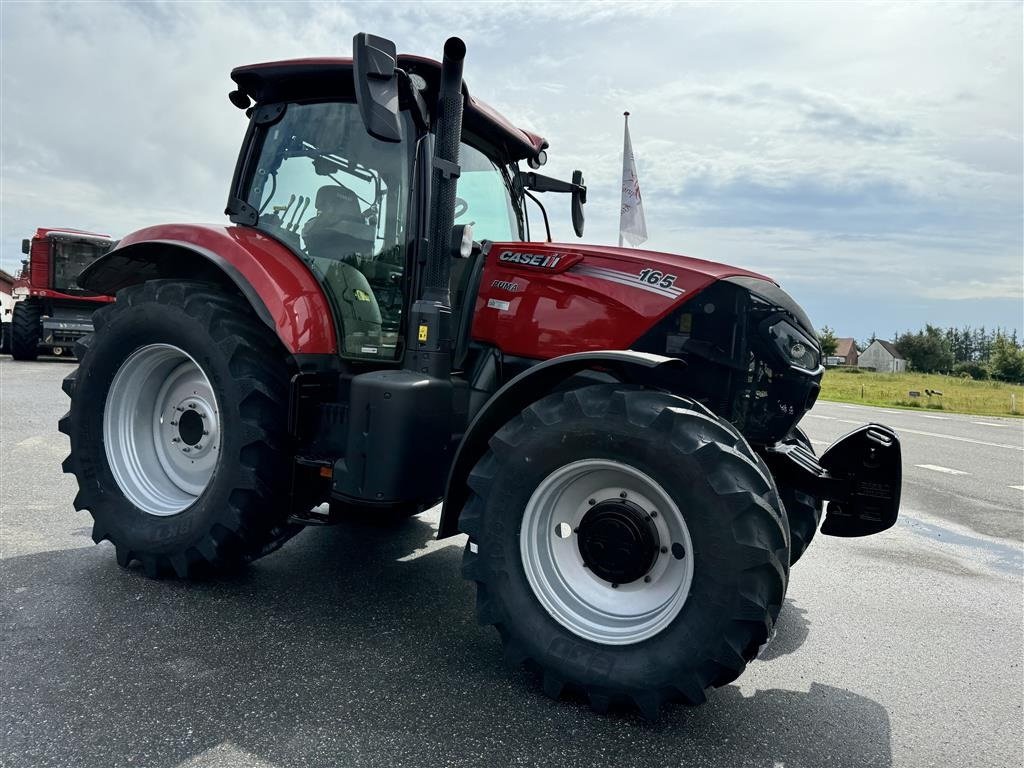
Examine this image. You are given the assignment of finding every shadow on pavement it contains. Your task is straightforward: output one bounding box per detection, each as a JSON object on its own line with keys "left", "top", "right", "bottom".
{"left": 1, "top": 517, "right": 892, "bottom": 768}
{"left": 759, "top": 598, "right": 811, "bottom": 661}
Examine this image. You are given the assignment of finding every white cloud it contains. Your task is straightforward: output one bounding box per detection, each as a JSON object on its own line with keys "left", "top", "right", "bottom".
{"left": 0, "top": 0, "right": 1020, "bottom": 336}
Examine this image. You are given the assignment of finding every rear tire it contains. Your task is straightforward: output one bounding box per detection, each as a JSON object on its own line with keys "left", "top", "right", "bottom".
{"left": 0, "top": 322, "right": 10, "bottom": 354}
{"left": 10, "top": 299, "right": 40, "bottom": 361}
{"left": 59, "top": 279, "right": 300, "bottom": 577}
{"left": 777, "top": 427, "right": 824, "bottom": 565}
{"left": 459, "top": 384, "right": 789, "bottom": 717}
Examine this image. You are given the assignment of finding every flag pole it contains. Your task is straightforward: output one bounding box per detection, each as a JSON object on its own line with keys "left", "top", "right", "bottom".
{"left": 619, "top": 111, "right": 629, "bottom": 248}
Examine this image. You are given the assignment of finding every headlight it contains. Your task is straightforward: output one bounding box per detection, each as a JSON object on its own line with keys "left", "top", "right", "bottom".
{"left": 768, "top": 319, "right": 820, "bottom": 371}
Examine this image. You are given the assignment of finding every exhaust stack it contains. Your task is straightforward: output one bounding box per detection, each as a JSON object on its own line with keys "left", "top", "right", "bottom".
{"left": 407, "top": 36, "right": 467, "bottom": 377}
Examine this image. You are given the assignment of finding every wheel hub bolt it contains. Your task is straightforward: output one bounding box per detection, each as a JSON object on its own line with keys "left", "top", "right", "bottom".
{"left": 650, "top": 510, "right": 658, "bottom": 518}
{"left": 619, "top": 491, "right": 627, "bottom": 498}
{"left": 660, "top": 546, "right": 668, "bottom": 554}
{"left": 171, "top": 437, "right": 180, "bottom": 444}
{"left": 644, "top": 575, "right": 651, "bottom": 583}
{"left": 182, "top": 447, "right": 191, "bottom": 453}
{"left": 611, "top": 583, "right": 619, "bottom": 589}
{"left": 588, "top": 498, "right": 596, "bottom": 506}
{"left": 202, "top": 430, "right": 209, "bottom": 436}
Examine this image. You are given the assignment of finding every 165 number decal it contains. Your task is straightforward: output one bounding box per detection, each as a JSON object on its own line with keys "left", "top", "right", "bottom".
{"left": 638, "top": 268, "right": 678, "bottom": 289}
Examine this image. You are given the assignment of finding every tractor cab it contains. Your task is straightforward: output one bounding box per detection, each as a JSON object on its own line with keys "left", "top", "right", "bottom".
{"left": 225, "top": 49, "right": 582, "bottom": 364}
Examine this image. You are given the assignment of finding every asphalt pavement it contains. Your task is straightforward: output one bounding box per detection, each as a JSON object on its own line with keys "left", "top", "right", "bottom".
{"left": 2, "top": 358, "right": 1022, "bottom": 768}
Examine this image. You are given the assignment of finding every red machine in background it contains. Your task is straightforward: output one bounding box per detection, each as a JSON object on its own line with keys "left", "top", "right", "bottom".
{"left": 9, "top": 228, "right": 115, "bottom": 360}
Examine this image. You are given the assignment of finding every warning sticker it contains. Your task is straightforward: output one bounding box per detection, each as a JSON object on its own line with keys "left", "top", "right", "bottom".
{"left": 486, "top": 298, "right": 511, "bottom": 311}
{"left": 418, "top": 324, "right": 429, "bottom": 342}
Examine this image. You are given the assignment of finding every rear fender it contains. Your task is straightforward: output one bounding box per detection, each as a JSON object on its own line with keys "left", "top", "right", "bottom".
{"left": 437, "top": 350, "right": 686, "bottom": 538}
{"left": 80, "top": 224, "right": 337, "bottom": 355}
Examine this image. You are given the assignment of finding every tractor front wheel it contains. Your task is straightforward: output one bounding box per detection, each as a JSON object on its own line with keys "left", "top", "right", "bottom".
{"left": 10, "top": 299, "right": 41, "bottom": 360}
{"left": 460, "top": 384, "right": 790, "bottom": 717}
{"left": 59, "top": 279, "right": 300, "bottom": 577}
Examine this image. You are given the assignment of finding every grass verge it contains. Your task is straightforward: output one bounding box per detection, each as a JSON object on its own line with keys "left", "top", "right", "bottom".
{"left": 819, "top": 369, "right": 1024, "bottom": 418}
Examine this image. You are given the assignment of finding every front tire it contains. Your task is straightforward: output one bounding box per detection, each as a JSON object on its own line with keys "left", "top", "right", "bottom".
{"left": 0, "top": 322, "right": 10, "bottom": 354}
{"left": 459, "top": 384, "right": 789, "bottom": 717}
{"left": 59, "top": 280, "right": 299, "bottom": 577}
{"left": 10, "top": 299, "right": 40, "bottom": 360}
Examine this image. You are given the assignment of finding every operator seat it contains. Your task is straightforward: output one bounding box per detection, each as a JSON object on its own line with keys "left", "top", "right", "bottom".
{"left": 302, "top": 184, "right": 375, "bottom": 261}
{"left": 302, "top": 184, "right": 383, "bottom": 355}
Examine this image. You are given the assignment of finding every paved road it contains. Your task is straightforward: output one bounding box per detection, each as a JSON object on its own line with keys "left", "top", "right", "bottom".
{"left": 2, "top": 359, "right": 1022, "bottom": 768}
{"left": 804, "top": 400, "right": 1024, "bottom": 542}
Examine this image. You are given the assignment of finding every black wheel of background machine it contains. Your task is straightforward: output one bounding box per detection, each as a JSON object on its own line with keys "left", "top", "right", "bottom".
{"left": 10, "top": 299, "right": 41, "bottom": 361}
{"left": 460, "top": 384, "right": 790, "bottom": 718}
{"left": 777, "top": 426, "right": 824, "bottom": 566}
{"left": 59, "top": 280, "right": 302, "bottom": 578}
{"left": 0, "top": 322, "right": 11, "bottom": 354}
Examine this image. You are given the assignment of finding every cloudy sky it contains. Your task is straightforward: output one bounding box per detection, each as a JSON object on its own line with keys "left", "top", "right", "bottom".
{"left": 2, "top": 1, "right": 1021, "bottom": 340}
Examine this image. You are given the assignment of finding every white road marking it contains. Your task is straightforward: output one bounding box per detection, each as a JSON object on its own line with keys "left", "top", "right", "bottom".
{"left": 810, "top": 413, "right": 1024, "bottom": 450}
{"left": 917, "top": 414, "right": 950, "bottom": 420}
{"left": 973, "top": 422, "right": 1008, "bottom": 428}
{"left": 893, "top": 427, "right": 1024, "bottom": 451}
{"left": 1010, "top": 485, "right": 1024, "bottom": 492}
{"left": 915, "top": 464, "right": 970, "bottom": 476}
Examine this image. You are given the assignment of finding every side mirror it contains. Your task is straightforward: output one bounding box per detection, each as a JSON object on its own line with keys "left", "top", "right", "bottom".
{"left": 571, "top": 170, "right": 586, "bottom": 237}
{"left": 352, "top": 33, "right": 402, "bottom": 143}
{"left": 21, "top": 239, "right": 30, "bottom": 255}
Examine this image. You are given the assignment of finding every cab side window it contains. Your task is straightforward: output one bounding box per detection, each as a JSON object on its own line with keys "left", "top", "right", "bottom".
{"left": 455, "top": 143, "right": 519, "bottom": 242}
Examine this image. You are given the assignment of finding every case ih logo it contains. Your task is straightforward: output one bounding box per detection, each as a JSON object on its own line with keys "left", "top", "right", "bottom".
{"left": 498, "top": 250, "right": 564, "bottom": 269}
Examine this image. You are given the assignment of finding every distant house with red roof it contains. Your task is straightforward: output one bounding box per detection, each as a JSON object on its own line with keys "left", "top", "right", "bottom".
{"left": 835, "top": 337, "right": 858, "bottom": 366}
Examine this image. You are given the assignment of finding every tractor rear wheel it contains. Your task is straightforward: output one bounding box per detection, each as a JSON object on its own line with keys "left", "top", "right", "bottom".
{"left": 59, "top": 279, "right": 300, "bottom": 577}
{"left": 460, "top": 384, "right": 789, "bottom": 718}
{"left": 777, "top": 426, "right": 824, "bottom": 565}
{"left": 10, "top": 299, "right": 41, "bottom": 360}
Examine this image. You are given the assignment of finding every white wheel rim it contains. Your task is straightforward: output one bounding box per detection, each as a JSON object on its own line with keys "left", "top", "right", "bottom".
{"left": 103, "top": 344, "right": 221, "bottom": 516}
{"left": 520, "top": 459, "right": 694, "bottom": 645}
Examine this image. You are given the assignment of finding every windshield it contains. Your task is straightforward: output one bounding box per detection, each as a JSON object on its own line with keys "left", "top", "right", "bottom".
{"left": 52, "top": 239, "right": 111, "bottom": 292}
{"left": 456, "top": 142, "right": 523, "bottom": 242}
{"left": 246, "top": 101, "right": 414, "bottom": 360}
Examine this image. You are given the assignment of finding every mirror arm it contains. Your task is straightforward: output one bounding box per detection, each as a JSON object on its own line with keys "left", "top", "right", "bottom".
{"left": 521, "top": 171, "right": 584, "bottom": 196}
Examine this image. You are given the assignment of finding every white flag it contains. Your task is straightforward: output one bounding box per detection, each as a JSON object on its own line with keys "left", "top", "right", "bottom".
{"left": 619, "top": 113, "right": 647, "bottom": 247}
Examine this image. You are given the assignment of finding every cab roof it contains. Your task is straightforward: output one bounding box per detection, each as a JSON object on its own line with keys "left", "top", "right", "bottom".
{"left": 230, "top": 56, "right": 549, "bottom": 163}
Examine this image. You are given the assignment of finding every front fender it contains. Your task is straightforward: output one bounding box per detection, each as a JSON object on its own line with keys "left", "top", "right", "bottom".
{"left": 80, "top": 224, "right": 337, "bottom": 355}
{"left": 437, "top": 350, "right": 686, "bottom": 538}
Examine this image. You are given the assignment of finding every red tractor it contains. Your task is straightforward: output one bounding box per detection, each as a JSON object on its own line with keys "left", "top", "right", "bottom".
{"left": 61, "top": 35, "right": 902, "bottom": 717}
{"left": 10, "top": 227, "right": 115, "bottom": 360}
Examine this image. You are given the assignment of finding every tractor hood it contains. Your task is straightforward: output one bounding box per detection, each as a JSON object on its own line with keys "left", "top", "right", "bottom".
{"left": 548, "top": 242, "right": 818, "bottom": 335}
{"left": 483, "top": 240, "right": 816, "bottom": 344}
{"left": 547, "top": 242, "right": 775, "bottom": 284}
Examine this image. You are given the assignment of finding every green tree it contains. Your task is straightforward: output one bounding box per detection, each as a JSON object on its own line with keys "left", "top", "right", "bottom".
{"left": 818, "top": 325, "right": 838, "bottom": 356}
{"left": 895, "top": 324, "right": 954, "bottom": 373}
{"left": 990, "top": 334, "right": 1024, "bottom": 383}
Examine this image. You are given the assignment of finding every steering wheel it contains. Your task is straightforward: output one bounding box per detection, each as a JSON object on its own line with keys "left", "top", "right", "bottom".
{"left": 454, "top": 197, "right": 469, "bottom": 219}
